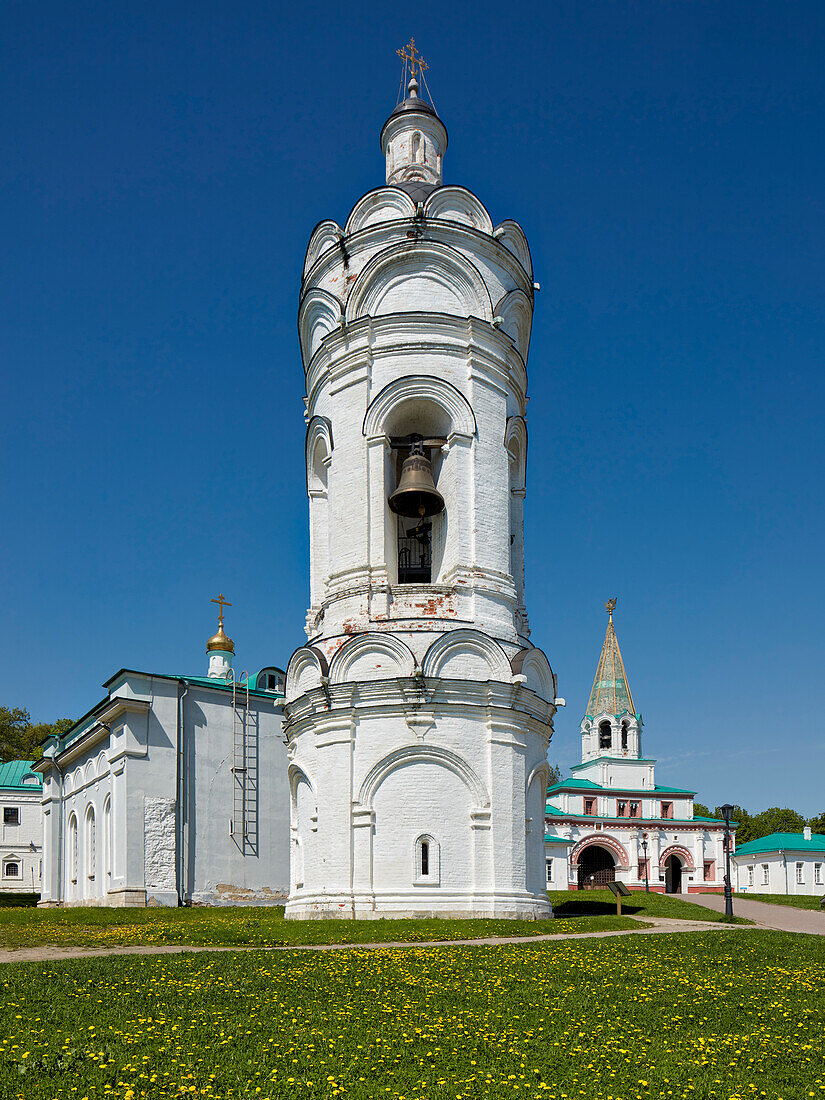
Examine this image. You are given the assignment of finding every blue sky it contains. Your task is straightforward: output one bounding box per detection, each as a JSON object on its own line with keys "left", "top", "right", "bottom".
{"left": 2, "top": 1, "right": 823, "bottom": 814}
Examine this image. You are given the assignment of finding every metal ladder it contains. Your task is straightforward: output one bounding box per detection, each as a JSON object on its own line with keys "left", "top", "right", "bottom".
{"left": 231, "top": 672, "right": 259, "bottom": 855}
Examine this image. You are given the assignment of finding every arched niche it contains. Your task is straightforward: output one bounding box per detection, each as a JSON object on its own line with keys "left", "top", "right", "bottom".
{"left": 303, "top": 220, "right": 343, "bottom": 278}
{"left": 511, "top": 647, "right": 556, "bottom": 702}
{"left": 305, "top": 417, "right": 333, "bottom": 607}
{"left": 345, "top": 240, "right": 493, "bottom": 324}
{"left": 495, "top": 289, "right": 533, "bottom": 358}
{"left": 329, "top": 633, "right": 415, "bottom": 685}
{"left": 358, "top": 744, "right": 490, "bottom": 811}
{"left": 298, "top": 287, "right": 343, "bottom": 367}
{"left": 363, "top": 376, "right": 476, "bottom": 441}
{"left": 285, "top": 646, "right": 329, "bottom": 702}
{"left": 345, "top": 187, "right": 416, "bottom": 235}
{"left": 422, "top": 629, "right": 511, "bottom": 683}
{"left": 493, "top": 219, "right": 533, "bottom": 278}
{"left": 423, "top": 186, "right": 493, "bottom": 233}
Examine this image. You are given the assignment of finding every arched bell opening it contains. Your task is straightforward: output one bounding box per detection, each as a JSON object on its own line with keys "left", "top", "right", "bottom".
{"left": 577, "top": 844, "right": 616, "bottom": 890}
{"left": 384, "top": 399, "right": 452, "bottom": 586}
{"left": 598, "top": 720, "right": 612, "bottom": 750}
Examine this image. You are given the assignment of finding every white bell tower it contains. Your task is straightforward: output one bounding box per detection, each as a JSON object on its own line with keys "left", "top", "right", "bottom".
{"left": 285, "top": 46, "right": 556, "bottom": 919}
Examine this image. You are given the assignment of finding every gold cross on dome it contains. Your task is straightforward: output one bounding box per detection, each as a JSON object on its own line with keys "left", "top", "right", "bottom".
{"left": 605, "top": 598, "right": 617, "bottom": 618}
{"left": 211, "top": 593, "right": 231, "bottom": 626}
{"left": 397, "top": 37, "right": 428, "bottom": 79}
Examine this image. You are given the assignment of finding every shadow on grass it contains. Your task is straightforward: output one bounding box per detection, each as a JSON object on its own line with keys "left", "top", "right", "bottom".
{"left": 553, "top": 899, "right": 646, "bottom": 918}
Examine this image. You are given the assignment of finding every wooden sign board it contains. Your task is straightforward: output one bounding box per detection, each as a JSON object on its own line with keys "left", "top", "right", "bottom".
{"left": 606, "top": 880, "right": 631, "bottom": 914}
{"left": 607, "top": 881, "right": 630, "bottom": 897}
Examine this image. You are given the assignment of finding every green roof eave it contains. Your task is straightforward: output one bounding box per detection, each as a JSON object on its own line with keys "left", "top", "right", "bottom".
{"left": 733, "top": 832, "right": 825, "bottom": 856}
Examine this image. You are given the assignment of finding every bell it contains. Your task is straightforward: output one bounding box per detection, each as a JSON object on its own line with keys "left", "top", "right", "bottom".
{"left": 388, "top": 447, "right": 445, "bottom": 518}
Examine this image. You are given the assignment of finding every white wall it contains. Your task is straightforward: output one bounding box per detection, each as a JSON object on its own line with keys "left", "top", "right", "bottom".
{"left": 0, "top": 783, "right": 43, "bottom": 893}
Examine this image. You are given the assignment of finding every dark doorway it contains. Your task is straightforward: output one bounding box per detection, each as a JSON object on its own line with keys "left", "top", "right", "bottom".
{"left": 577, "top": 844, "right": 616, "bottom": 889}
{"left": 665, "top": 855, "right": 683, "bottom": 894}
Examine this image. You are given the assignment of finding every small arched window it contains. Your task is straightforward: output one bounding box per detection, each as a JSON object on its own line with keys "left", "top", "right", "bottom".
{"left": 411, "top": 131, "right": 422, "bottom": 164}
{"left": 621, "top": 722, "right": 629, "bottom": 752}
{"left": 3, "top": 861, "right": 20, "bottom": 878}
{"left": 414, "top": 834, "right": 440, "bottom": 885}
{"left": 599, "top": 721, "right": 612, "bottom": 750}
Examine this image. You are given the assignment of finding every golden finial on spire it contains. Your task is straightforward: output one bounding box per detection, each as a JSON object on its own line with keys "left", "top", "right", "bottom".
{"left": 397, "top": 36, "right": 428, "bottom": 80}
{"left": 605, "top": 597, "right": 617, "bottom": 619}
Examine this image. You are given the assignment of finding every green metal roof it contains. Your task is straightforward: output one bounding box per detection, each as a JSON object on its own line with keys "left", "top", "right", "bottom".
{"left": 0, "top": 760, "right": 42, "bottom": 790}
{"left": 734, "top": 832, "right": 825, "bottom": 856}
{"left": 544, "top": 836, "right": 573, "bottom": 846}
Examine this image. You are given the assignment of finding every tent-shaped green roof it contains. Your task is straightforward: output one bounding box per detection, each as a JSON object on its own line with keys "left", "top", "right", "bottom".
{"left": 585, "top": 599, "right": 636, "bottom": 718}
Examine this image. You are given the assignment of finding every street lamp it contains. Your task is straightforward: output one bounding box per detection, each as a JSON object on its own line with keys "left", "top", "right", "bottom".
{"left": 720, "top": 803, "right": 735, "bottom": 918}
{"left": 640, "top": 833, "right": 649, "bottom": 893}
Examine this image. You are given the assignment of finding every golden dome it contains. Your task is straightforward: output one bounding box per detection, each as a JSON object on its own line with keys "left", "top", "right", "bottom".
{"left": 207, "top": 624, "right": 235, "bottom": 654}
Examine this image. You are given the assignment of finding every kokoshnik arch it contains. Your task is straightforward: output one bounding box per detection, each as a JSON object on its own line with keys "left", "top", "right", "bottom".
{"left": 284, "top": 56, "right": 557, "bottom": 919}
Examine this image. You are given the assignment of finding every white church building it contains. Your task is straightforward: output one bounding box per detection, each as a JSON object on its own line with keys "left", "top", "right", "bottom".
{"left": 545, "top": 602, "right": 733, "bottom": 893}
{"left": 284, "top": 52, "right": 558, "bottom": 919}
{"left": 36, "top": 606, "right": 290, "bottom": 907}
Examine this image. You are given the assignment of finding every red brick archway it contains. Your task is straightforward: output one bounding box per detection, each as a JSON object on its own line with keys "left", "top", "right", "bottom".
{"left": 570, "top": 834, "right": 630, "bottom": 870}
{"left": 660, "top": 844, "right": 695, "bottom": 870}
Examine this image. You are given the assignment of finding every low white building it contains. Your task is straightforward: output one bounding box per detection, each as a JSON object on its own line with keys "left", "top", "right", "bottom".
{"left": 36, "top": 607, "right": 291, "bottom": 907}
{"left": 0, "top": 761, "right": 43, "bottom": 898}
{"left": 545, "top": 602, "right": 733, "bottom": 893}
{"left": 733, "top": 828, "right": 825, "bottom": 896}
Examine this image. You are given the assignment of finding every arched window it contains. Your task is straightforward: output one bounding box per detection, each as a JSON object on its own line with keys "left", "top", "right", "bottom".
{"left": 621, "top": 722, "right": 629, "bottom": 752}
{"left": 414, "top": 834, "right": 440, "bottom": 885}
{"left": 103, "top": 797, "right": 112, "bottom": 880}
{"left": 412, "top": 131, "right": 422, "bottom": 164}
{"left": 599, "top": 721, "right": 612, "bottom": 750}
{"left": 68, "top": 814, "right": 78, "bottom": 885}
{"left": 3, "top": 861, "right": 20, "bottom": 878}
{"left": 85, "top": 806, "right": 96, "bottom": 882}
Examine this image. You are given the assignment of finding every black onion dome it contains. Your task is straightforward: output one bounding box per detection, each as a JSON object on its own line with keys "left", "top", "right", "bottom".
{"left": 390, "top": 96, "right": 439, "bottom": 119}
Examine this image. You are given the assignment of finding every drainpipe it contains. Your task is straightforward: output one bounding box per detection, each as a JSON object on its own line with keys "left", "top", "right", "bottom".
{"left": 781, "top": 850, "right": 788, "bottom": 894}
{"left": 53, "top": 750, "right": 65, "bottom": 906}
{"left": 176, "top": 680, "right": 190, "bottom": 905}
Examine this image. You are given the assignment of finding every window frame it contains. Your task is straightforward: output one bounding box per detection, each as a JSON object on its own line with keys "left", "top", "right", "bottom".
{"left": 796, "top": 862, "right": 804, "bottom": 885}
{"left": 3, "top": 807, "right": 19, "bottom": 826}
{"left": 2, "top": 860, "right": 20, "bottom": 879}
{"left": 413, "top": 834, "right": 440, "bottom": 886}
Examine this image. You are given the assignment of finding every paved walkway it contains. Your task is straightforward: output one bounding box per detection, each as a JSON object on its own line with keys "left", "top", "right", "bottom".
{"left": 678, "top": 893, "right": 825, "bottom": 935}
{"left": 0, "top": 916, "right": 750, "bottom": 965}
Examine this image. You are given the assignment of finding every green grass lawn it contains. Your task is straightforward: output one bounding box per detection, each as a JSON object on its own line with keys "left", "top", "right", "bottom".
{"left": 731, "top": 891, "right": 825, "bottom": 911}
{"left": 0, "top": 930, "right": 820, "bottom": 1099}
{"left": 548, "top": 889, "right": 746, "bottom": 923}
{"left": 0, "top": 905, "right": 639, "bottom": 951}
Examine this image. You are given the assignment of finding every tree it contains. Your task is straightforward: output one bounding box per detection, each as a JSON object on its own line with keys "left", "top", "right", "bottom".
{"left": 714, "top": 804, "right": 753, "bottom": 845}
{"left": 0, "top": 707, "right": 74, "bottom": 764}
{"left": 547, "top": 763, "right": 562, "bottom": 786}
{"left": 693, "top": 802, "right": 712, "bottom": 818}
{"left": 749, "top": 807, "right": 806, "bottom": 841}
{"left": 808, "top": 812, "right": 825, "bottom": 834}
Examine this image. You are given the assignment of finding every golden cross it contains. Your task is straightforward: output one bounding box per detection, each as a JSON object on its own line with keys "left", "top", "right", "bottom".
{"left": 605, "top": 598, "right": 617, "bottom": 618}
{"left": 211, "top": 593, "right": 231, "bottom": 626}
{"left": 397, "top": 37, "right": 428, "bottom": 79}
